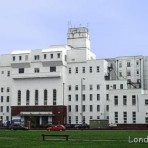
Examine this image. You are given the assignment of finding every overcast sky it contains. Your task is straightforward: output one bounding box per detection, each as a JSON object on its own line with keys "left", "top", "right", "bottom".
{"left": 0, "top": 0, "right": 148, "bottom": 58}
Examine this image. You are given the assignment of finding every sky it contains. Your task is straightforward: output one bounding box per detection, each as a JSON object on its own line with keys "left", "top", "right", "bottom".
{"left": 0, "top": 0, "right": 148, "bottom": 58}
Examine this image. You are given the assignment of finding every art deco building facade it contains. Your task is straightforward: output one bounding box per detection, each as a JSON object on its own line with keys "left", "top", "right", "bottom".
{"left": 0, "top": 27, "right": 148, "bottom": 127}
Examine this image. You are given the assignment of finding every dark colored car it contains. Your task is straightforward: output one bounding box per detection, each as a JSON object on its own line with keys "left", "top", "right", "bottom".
{"left": 47, "top": 125, "right": 65, "bottom": 131}
{"left": 76, "top": 124, "right": 90, "bottom": 129}
{"left": 10, "top": 125, "right": 28, "bottom": 130}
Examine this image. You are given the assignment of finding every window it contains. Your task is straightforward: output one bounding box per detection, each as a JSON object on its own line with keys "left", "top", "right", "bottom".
{"left": 0, "top": 106, "right": 3, "bottom": 112}
{"left": 34, "top": 68, "right": 40, "bottom": 73}
{"left": 145, "top": 117, "right": 148, "bottom": 123}
{"left": 123, "top": 96, "right": 127, "bottom": 105}
{"left": 7, "top": 71, "right": 10, "bottom": 77}
{"left": 68, "top": 85, "right": 71, "bottom": 91}
{"left": 106, "top": 105, "right": 109, "bottom": 111}
{"left": 136, "top": 61, "right": 139, "bottom": 66}
{"left": 82, "top": 94, "right": 85, "bottom": 101}
{"left": 97, "top": 94, "right": 100, "bottom": 101}
{"left": 7, "top": 96, "right": 9, "bottom": 102}
{"left": 120, "top": 84, "right": 123, "bottom": 89}
{"left": 75, "top": 105, "right": 78, "bottom": 112}
{"left": 13, "top": 56, "right": 15, "bottom": 61}
{"left": 68, "top": 105, "right": 71, "bottom": 112}
{"left": 89, "top": 66, "right": 92, "bottom": 73}
{"left": 18, "top": 90, "right": 21, "bottom": 105}
{"left": 44, "top": 54, "right": 47, "bottom": 59}
{"left": 127, "top": 71, "right": 131, "bottom": 76}
{"left": 132, "top": 112, "right": 136, "bottom": 123}
{"left": 132, "top": 95, "right": 136, "bottom": 105}
{"left": 50, "top": 54, "right": 53, "bottom": 59}
{"left": 136, "top": 70, "right": 139, "bottom": 75}
{"left": 82, "top": 116, "right": 85, "bottom": 124}
{"left": 35, "top": 90, "right": 39, "bottom": 105}
{"left": 82, "top": 105, "right": 85, "bottom": 112}
{"left": 90, "top": 94, "right": 93, "bottom": 101}
{"left": 75, "top": 116, "right": 78, "bottom": 124}
{"left": 75, "top": 67, "right": 78, "bottom": 73}
{"left": 90, "top": 85, "right": 93, "bottom": 90}
{"left": 119, "top": 62, "right": 122, "bottom": 68}
{"left": 6, "top": 106, "right": 9, "bottom": 112}
{"left": 68, "top": 95, "right": 71, "bottom": 101}
{"left": 53, "top": 89, "right": 57, "bottom": 105}
{"left": 106, "top": 94, "right": 109, "bottom": 101}
{"left": 90, "top": 116, "right": 93, "bottom": 120}
{"left": 1, "top": 88, "right": 4, "bottom": 92}
{"left": 68, "top": 116, "right": 71, "bottom": 124}
{"left": 113, "top": 84, "right": 116, "bottom": 89}
{"left": 75, "top": 85, "right": 78, "bottom": 91}
{"left": 34, "top": 55, "right": 40, "bottom": 60}
{"left": 69, "top": 68, "right": 71, "bottom": 74}
{"left": 26, "top": 90, "right": 30, "bottom": 105}
{"left": 123, "top": 112, "right": 127, "bottom": 123}
{"left": 75, "top": 94, "right": 78, "bottom": 101}
{"left": 57, "top": 53, "right": 60, "bottom": 58}
{"left": 50, "top": 67, "right": 56, "bottom": 72}
{"left": 97, "top": 105, "right": 100, "bottom": 111}
{"left": 1, "top": 71, "right": 4, "bottom": 74}
{"left": 82, "top": 67, "right": 85, "bottom": 73}
{"left": 114, "top": 96, "right": 118, "bottom": 105}
{"left": 145, "top": 99, "right": 148, "bottom": 105}
{"left": 106, "top": 85, "right": 109, "bottom": 90}
{"left": 25, "top": 55, "right": 28, "bottom": 61}
{"left": 97, "top": 66, "right": 100, "bottom": 72}
{"left": 7, "top": 87, "right": 10, "bottom": 92}
{"left": 114, "top": 112, "right": 118, "bottom": 123}
{"left": 19, "top": 56, "right": 22, "bottom": 61}
{"left": 97, "top": 84, "right": 100, "bottom": 90}
{"left": 19, "top": 68, "right": 24, "bottom": 74}
{"left": 44, "top": 89, "right": 48, "bottom": 105}
{"left": 97, "top": 116, "right": 100, "bottom": 119}
{"left": 127, "top": 62, "right": 131, "bottom": 67}
{"left": 90, "top": 105, "right": 93, "bottom": 112}
{"left": 1, "top": 96, "right": 3, "bottom": 102}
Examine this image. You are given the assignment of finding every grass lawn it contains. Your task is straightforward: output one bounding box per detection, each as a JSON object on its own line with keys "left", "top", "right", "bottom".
{"left": 0, "top": 130, "right": 148, "bottom": 148}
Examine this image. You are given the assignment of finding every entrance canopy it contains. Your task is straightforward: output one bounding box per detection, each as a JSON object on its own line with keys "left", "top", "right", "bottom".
{"left": 20, "top": 112, "right": 54, "bottom": 116}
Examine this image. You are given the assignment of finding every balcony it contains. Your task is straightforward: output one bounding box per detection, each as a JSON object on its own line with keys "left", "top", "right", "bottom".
{"left": 12, "top": 71, "right": 61, "bottom": 79}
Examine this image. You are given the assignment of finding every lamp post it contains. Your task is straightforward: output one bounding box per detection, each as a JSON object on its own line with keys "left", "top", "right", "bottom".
{"left": 81, "top": 78, "right": 85, "bottom": 124}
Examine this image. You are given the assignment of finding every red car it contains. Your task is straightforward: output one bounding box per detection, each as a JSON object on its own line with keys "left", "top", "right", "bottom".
{"left": 47, "top": 125, "right": 65, "bottom": 131}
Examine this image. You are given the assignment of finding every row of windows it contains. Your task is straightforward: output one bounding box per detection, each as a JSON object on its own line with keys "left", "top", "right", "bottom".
{"left": 1, "top": 71, "right": 10, "bottom": 77}
{"left": 114, "top": 95, "right": 136, "bottom": 106}
{"left": 68, "top": 84, "right": 100, "bottom": 91}
{"left": 0, "top": 87, "right": 10, "bottom": 93}
{"left": 114, "top": 111, "right": 136, "bottom": 124}
{"left": 0, "top": 106, "right": 10, "bottom": 113}
{"left": 106, "top": 84, "right": 124, "bottom": 90}
{"left": 68, "top": 66, "right": 100, "bottom": 74}
{"left": 68, "top": 94, "right": 101, "bottom": 101}
{"left": 118, "top": 60, "right": 140, "bottom": 68}
{"left": 18, "top": 66, "right": 56, "bottom": 74}
{"left": 119, "top": 70, "right": 140, "bottom": 77}
{"left": 0, "top": 96, "right": 10, "bottom": 103}
{"left": 17, "top": 89, "right": 57, "bottom": 106}
{"left": 12, "top": 53, "right": 61, "bottom": 62}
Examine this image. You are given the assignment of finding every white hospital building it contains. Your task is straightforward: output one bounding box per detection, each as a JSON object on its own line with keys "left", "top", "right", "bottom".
{"left": 0, "top": 27, "right": 148, "bottom": 127}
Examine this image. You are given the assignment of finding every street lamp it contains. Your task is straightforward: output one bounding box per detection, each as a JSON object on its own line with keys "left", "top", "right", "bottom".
{"left": 81, "top": 78, "right": 85, "bottom": 124}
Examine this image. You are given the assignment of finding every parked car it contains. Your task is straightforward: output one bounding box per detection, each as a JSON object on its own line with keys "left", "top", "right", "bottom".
{"left": 10, "top": 125, "right": 28, "bottom": 130}
{"left": 75, "top": 124, "right": 90, "bottom": 129}
{"left": 47, "top": 125, "right": 65, "bottom": 131}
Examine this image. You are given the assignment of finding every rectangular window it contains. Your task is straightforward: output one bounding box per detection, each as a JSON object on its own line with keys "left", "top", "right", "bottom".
{"left": 19, "top": 56, "right": 22, "bottom": 61}
{"left": 114, "top": 96, "right": 118, "bottom": 105}
{"left": 75, "top": 94, "right": 78, "bottom": 101}
{"left": 34, "top": 68, "right": 40, "bottom": 73}
{"left": 82, "top": 67, "right": 85, "bottom": 73}
{"left": 97, "top": 94, "right": 100, "bottom": 101}
{"left": 1, "top": 96, "right": 3, "bottom": 102}
{"left": 145, "top": 117, "right": 148, "bottom": 123}
{"left": 89, "top": 85, "right": 93, "bottom": 90}
{"left": 69, "top": 68, "right": 71, "bottom": 74}
{"left": 120, "top": 84, "right": 123, "bottom": 89}
{"left": 132, "top": 112, "right": 136, "bottom": 123}
{"left": 90, "top": 105, "right": 93, "bottom": 112}
{"left": 68, "top": 116, "right": 71, "bottom": 124}
{"left": 127, "top": 71, "right": 131, "bottom": 76}
{"left": 53, "top": 89, "right": 57, "bottom": 105}
{"left": 50, "top": 67, "right": 56, "bottom": 72}
{"left": 44, "top": 54, "right": 47, "bottom": 59}
{"left": 6, "top": 106, "right": 9, "bottom": 112}
{"left": 35, "top": 90, "right": 39, "bottom": 105}
{"left": 76, "top": 116, "right": 78, "bottom": 124}
{"left": 50, "top": 54, "right": 53, "bottom": 59}
{"left": 90, "top": 94, "right": 93, "bottom": 101}
{"left": 97, "top": 105, "right": 100, "bottom": 112}
{"left": 19, "top": 68, "right": 24, "bottom": 74}
{"left": 123, "top": 112, "right": 127, "bottom": 123}
{"left": 57, "top": 53, "right": 60, "bottom": 58}
{"left": 132, "top": 95, "right": 136, "bottom": 105}
{"left": 68, "top": 85, "right": 71, "bottom": 91}
{"left": 7, "top": 96, "right": 9, "bottom": 102}
{"left": 119, "top": 62, "right": 122, "bottom": 68}
{"left": 113, "top": 84, "right": 116, "bottom": 89}
{"left": 82, "top": 94, "right": 85, "bottom": 101}
{"left": 68, "top": 105, "right": 71, "bottom": 112}
{"left": 119, "top": 72, "right": 122, "bottom": 77}
{"left": 89, "top": 66, "right": 92, "bottom": 73}
{"left": 145, "top": 99, "right": 148, "bottom": 105}
{"left": 75, "top": 67, "right": 78, "bottom": 73}
{"left": 1, "top": 88, "right": 4, "bottom": 92}
{"left": 106, "top": 85, "right": 109, "bottom": 90}
{"left": 123, "top": 96, "right": 127, "bottom": 105}
{"left": 97, "top": 66, "right": 100, "bottom": 72}
{"left": 82, "top": 105, "right": 85, "bottom": 112}
{"left": 106, "top": 105, "right": 109, "bottom": 111}
{"left": 68, "top": 95, "right": 71, "bottom": 101}
{"left": 75, "top": 105, "right": 78, "bottom": 112}
{"left": 114, "top": 112, "right": 118, "bottom": 123}
{"left": 13, "top": 56, "right": 15, "bottom": 61}
{"left": 44, "top": 89, "right": 48, "bottom": 105}
{"left": 127, "top": 62, "right": 131, "bottom": 67}
{"left": 75, "top": 85, "right": 78, "bottom": 91}
{"left": 34, "top": 55, "right": 40, "bottom": 60}
{"left": 7, "top": 87, "right": 10, "bottom": 92}
{"left": 7, "top": 71, "right": 10, "bottom": 77}
{"left": 97, "top": 84, "right": 100, "bottom": 90}
{"left": 26, "top": 90, "right": 30, "bottom": 106}
{"left": 106, "top": 94, "right": 109, "bottom": 101}
{"left": 18, "top": 90, "right": 21, "bottom": 105}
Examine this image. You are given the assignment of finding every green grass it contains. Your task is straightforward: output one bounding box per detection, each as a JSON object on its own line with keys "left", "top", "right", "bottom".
{"left": 0, "top": 130, "right": 148, "bottom": 148}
